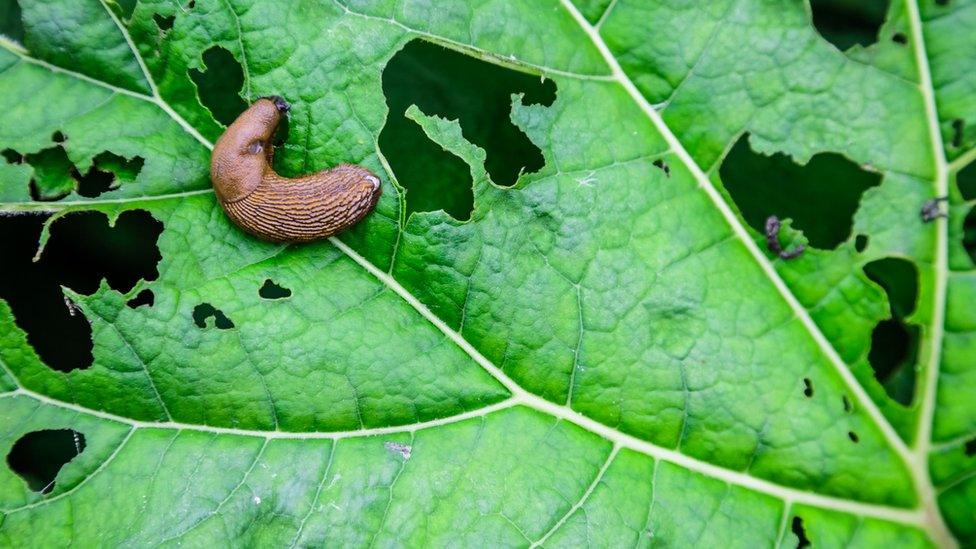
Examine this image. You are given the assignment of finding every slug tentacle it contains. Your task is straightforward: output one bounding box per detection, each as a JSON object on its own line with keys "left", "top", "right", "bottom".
{"left": 210, "top": 97, "right": 381, "bottom": 243}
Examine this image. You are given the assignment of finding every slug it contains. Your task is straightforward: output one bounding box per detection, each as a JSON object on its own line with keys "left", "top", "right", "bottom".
{"left": 210, "top": 96, "right": 381, "bottom": 242}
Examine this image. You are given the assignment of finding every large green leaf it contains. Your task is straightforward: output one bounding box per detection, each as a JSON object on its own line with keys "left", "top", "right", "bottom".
{"left": 0, "top": 0, "right": 973, "bottom": 545}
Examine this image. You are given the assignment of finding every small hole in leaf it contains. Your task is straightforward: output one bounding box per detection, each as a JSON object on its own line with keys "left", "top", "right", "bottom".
{"left": 653, "top": 159, "right": 671, "bottom": 177}
{"left": 951, "top": 119, "right": 964, "bottom": 149}
{"left": 193, "top": 303, "right": 235, "bottom": 329}
{"left": 51, "top": 131, "right": 66, "bottom": 144}
{"left": 854, "top": 234, "right": 869, "bottom": 252}
{"left": 719, "top": 134, "right": 882, "bottom": 249}
{"left": 258, "top": 279, "right": 292, "bottom": 300}
{"left": 809, "top": 0, "right": 889, "bottom": 50}
{"left": 0, "top": 210, "right": 163, "bottom": 372}
{"left": 791, "top": 516, "right": 811, "bottom": 548}
{"left": 848, "top": 431, "right": 860, "bottom": 443}
{"left": 0, "top": 0, "right": 25, "bottom": 42}
{"left": 957, "top": 162, "right": 975, "bottom": 201}
{"left": 964, "top": 438, "right": 976, "bottom": 457}
{"left": 868, "top": 319, "right": 919, "bottom": 406}
{"left": 126, "top": 289, "right": 155, "bottom": 308}
{"left": 380, "top": 39, "right": 556, "bottom": 221}
{"left": 189, "top": 46, "right": 248, "bottom": 127}
{"left": 935, "top": 0, "right": 949, "bottom": 5}
{"left": 802, "top": 378, "right": 814, "bottom": 398}
{"left": 19, "top": 146, "right": 143, "bottom": 200}
{"left": 187, "top": 0, "right": 195, "bottom": 8}
{"left": 7, "top": 429, "right": 86, "bottom": 494}
{"left": 891, "top": 32, "right": 908, "bottom": 45}
{"left": 2, "top": 148, "right": 23, "bottom": 164}
{"left": 153, "top": 13, "right": 175, "bottom": 31}
{"left": 962, "top": 206, "right": 976, "bottom": 265}
{"left": 842, "top": 395, "right": 853, "bottom": 413}
{"left": 863, "top": 257, "right": 919, "bottom": 318}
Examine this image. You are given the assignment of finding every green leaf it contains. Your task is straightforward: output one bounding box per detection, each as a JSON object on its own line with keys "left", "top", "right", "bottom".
{"left": 0, "top": 0, "right": 973, "bottom": 546}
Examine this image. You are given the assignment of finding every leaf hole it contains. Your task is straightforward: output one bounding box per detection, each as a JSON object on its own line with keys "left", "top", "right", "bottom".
{"left": 791, "top": 516, "right": 811, "bottom": 548}
{"left": 868, "top": 319, "right": 919, "bottom": 406}
{"left": 0, "top": 210, "right": 163, "bottom": 372}
{"left": 51, "top": 131, "right": 66, "bottom": 144}
{"left": 864, "top": 257, "right": 919, "bottom": 318}
{"left": 153, "top": 13, "right": 175, "bottom": 32}
{"left": 891, "top": 32, "right": 908, "bottom": 45}
{"left": 126, "top": 289, "right": 155, "bottom": 309}
{"left": 842, "top": 395, "right": 853, "bottom": 413}
{"left": 848, "top": 431, "right": 860, "bottom": 443}
{"left": 6, "top": 429, "right": 86, "bottom": 494}
{"left": 258, "top": 279, "right": 292, "bottom": 300}
{"left": 15, "top": 144, "right": 144, "bottom": 201}
{"left": 802, "top": 377, "right": 814, "bottom": 398}
{"left": 2, "top": 148, "right": 24, "bottom": 164}
{"left": 379, "top": 39, "right": 556, "bottom": 221}
{"left": 854, "top": 234, "right": 869, "bottom": 252}
{"left": 653, "top": 158, "right": 671, "bottom": 177}
{"left": 719, "top": 134, "right": 882, "bottom": 249}
{"left": 964, "top": 206, "right": 976, "bottom": 265}
{"left": 951, "top": 119, "right": 965, "bottom": 149}
{"left": 189, "top": 46, "right": 248, "bottom": 127}
{"left": 809, "top": 0, "right": 889, "bottom": 50}
{"left": 193, "top": 303, "right": 235, "bottom": 330}
{"left": 957, "top": 161, "right": 975, "bottom": 201}
{"left": 965, "top": 438, "right": 976, "bottom": 457}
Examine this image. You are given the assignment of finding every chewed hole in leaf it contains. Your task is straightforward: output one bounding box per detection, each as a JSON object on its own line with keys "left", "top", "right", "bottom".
{"left": 802, "top": 377, "right": 814, "bottom": 398}
{"left": 0, "top": 0, "right": 25, "bottom": 42}
{"left": 864, "top": 257, "right": 919, "bottom": 406}
{"left": 126, "top": 289, "right": 155, "bottom": 308}
{"left": 951, "top": 119, "right": 965, "bottom": 149}
{"left": 965, "top": 438, "right": 976, "bottom": 457}
{"left": 962, "top": 206, "right": 976, "bottom": 265}
{"left": 653, "top": 159, "right": 671, "bottom": 177}
{"left": 863, "top": 257, "right": 919, "bottom": 318}
{"left": 0, "top": 210, "right": 163, "bottom": 372}
{"left": 842, "top": 395, "right": 853, "bottom": 412}
{"left": 855, "top": 234, "right": 869, "bottom": 252}
{"left": 809, "top": 0, "right": 889, "bottom": 50}
{"left": 153, "top": 13, "right": 175, "bottom": 31}
{"left": 791, "top": 516, "right": 811, "bottom": 548}
{"left": 848, "top": 431, "right": 860, "bottom": 443}
{"left": 16, "top": 144, "right": 144, "bottom": 201}
{"left": 868, "top": 319, "right": 919, "bottom": 406}
{"left": 379, "top": 39, "right": 556, "bottom": 221}
{"left": 719, "top": 135, "right": 882, "bottom": 249}
{"left": 258, "top": 279, "right": 291, "bottom": 300}
{"left": 189, "top": 46, "right": 248, "bottom": 127}
{"left": 958, "top": 161, "right": 975, "bottom": 201}
{"left": 891, "top": 32, "right": 908, "bottom": 45}
{"left": 77, "top": 153, "right": 145, "bottom": 198}
{"left": 6, "top": 429, "right": 86, "bottom": 494}
{"left": 2, "top": 148, "right": 24, "bottom": 164}
{"left": 193, "top": 303, "right": 235, "bottom": 329}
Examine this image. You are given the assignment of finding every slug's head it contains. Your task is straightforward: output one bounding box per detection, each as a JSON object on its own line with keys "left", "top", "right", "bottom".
{"left": 211, "top": 96, "right": 290, "bottom": 203}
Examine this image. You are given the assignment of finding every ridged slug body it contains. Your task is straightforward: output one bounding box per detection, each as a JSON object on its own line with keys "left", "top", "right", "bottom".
{"left": 210, "top": 96, "right": 381, "bottom": 242}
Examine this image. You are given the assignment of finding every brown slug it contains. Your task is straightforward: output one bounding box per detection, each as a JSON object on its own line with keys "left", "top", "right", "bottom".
{"left": 210, "top": 96, "right": 381, "bottom": 243}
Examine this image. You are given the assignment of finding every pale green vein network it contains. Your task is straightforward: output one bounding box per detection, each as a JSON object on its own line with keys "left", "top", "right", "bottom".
{"left": 0, "top": 0, "right": 967, "bottom": 545}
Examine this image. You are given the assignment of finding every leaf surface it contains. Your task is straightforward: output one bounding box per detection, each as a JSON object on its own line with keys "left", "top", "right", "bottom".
{"left": 0, "top": 0, "right": 974, "bottom": 546}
